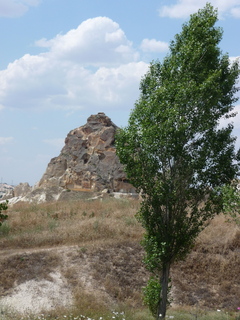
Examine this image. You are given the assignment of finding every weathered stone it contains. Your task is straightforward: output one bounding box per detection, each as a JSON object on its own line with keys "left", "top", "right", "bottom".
{"left": 13, "top": 183, "right": 32, "bottom": 197}
{"left": 38, "top": 113, "right": 134, "bottom": 194}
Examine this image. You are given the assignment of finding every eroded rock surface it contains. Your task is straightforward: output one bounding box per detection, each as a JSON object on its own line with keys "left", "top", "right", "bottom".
{"left": 13, "top": 183, "right": 32, "bottom": 197}
{"left": 39, "top": 113, "right": 134, "bottom": 194}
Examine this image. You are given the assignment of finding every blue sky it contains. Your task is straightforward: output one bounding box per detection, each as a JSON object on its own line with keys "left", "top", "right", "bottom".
{"left": 0, "top": 0, "right": 240, "bottom": 186}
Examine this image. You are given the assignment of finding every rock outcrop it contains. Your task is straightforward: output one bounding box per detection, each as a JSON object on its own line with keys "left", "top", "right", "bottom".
{"left": 38, "top": 113, "right": 134, "bottom": 194}
{"left": 1, "top": 113, "right": 136, "bottom": 205}
{"left": 13, "top": 183, "right": 32, "bottom": 197}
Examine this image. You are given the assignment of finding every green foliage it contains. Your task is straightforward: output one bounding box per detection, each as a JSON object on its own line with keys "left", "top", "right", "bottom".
{"left": 116, "top": 3, "right": 240, "bottom": 319}
{"left": 143, "top": 276, "right": 161, "bottom": 318}
{"left": 220, "top": 183, "right": 240, "bottom": 225}
{"left": 0, "top": 200, "right": 8, "bottom": 227}
{"left": 143, "top": 275, "right": 172, "bottom": 318}
{"left": 140, "top": 235, "right": 167, "bottom": 273}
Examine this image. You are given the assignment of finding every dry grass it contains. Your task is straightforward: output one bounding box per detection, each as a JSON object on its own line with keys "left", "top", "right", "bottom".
{"left": 0, "top": 197, "right": 239, "bottom": 319}
{"left": 0, "top": 197, "right": 142, "bottom": 249}
{"left": 172, "top": 214, "right": 240, "bottom": 310}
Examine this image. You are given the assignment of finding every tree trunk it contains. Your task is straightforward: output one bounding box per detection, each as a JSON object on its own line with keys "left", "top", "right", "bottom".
{"left": 156, "top": 262, "right": 171, "bottom": 320}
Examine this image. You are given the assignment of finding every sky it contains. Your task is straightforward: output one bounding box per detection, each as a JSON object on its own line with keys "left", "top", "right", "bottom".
{"left": 0, "top": 0, "right": 240, "bottom": 186}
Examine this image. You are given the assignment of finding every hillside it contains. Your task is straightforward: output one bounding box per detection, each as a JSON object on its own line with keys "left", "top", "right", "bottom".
{"left": 0, "top": 198, "right": 239, "bottom": 319}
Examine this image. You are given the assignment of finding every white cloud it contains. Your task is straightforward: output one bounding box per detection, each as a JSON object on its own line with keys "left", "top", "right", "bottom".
{"left": 0, "top": 17, "right": 148, "bottom": 112}
{"left": 229, "top": 56, "right": 240, "bottom": 64}
{"left": 43, "top": 138, "right": 65, "bottom": 149}
{"left": 140, "top": 39, "right": 169, "bottom": 53}
{"left": 0, "top": 0, "right": 40, "bottom": 17}
{"left": 159, "top": 0, "right": 240, "bottom": 19}
{"left": 231, "top": 6, "right": 240, "bottom": 17}
{"left": 89, "top": 62, "right": 148, "bottom": 105}
{"left": 36, "top": 17, "right": 139, "bottom": 66}
{"left": 0, "top": 137, "right": 14, "bottom": 145}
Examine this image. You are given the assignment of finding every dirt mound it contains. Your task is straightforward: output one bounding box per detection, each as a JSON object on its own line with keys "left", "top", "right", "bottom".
{"left": 0, "top": 242, "right": 147, "bottom": 314}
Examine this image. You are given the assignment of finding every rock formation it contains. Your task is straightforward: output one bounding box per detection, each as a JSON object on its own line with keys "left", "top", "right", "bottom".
{"left": 13, "top": 182, "right": 32, "bottom": 197}
{"left": 38, "top": 112, "right": 134, "bottom": 194}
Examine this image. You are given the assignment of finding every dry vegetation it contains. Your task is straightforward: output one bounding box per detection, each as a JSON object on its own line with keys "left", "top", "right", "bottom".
{"left": 172, "top": 214, "right": 240, "bottom": 309}
{"left": 0, "top": 196, "right": 239, "bottom": 320}
{"left": 0, "top": 197, "right": 142, "bottom": 249}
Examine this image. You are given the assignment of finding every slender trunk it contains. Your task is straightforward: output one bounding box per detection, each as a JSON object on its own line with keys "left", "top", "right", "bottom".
{"left": 156, "top": 262, "right": 171, "bottom": 320}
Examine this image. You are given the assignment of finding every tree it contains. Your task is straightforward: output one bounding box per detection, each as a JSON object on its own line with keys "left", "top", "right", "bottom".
{"left": 116, "top": 4, "right": 240, "bottom": 320}
{"left": 0, "top": 201, "right": 8, "bottom": 227}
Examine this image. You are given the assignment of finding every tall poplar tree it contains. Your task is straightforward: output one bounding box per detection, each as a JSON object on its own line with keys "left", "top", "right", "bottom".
{"left": 116, "top": 4, "right": 240, "bottom": 320}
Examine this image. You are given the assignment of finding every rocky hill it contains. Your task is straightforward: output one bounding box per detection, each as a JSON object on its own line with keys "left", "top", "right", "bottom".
{"left": 39, "top": 112, "right": 134, "bottom": 194}
{"left": 3, "top": 113, "right": 135, "bottom": 204}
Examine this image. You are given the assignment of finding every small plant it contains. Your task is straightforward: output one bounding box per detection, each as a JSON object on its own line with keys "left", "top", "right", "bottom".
{"left": 0, "top": 200, "right": 8, "bottom": 227}
{"left": 0, "top": 221, "right": 10, "bottom": 236}
{"left": 89, "top": 211, "right": 95, "bottom": 218}
{"left": 78, "top": 246, "right": 87, "bottom": 254}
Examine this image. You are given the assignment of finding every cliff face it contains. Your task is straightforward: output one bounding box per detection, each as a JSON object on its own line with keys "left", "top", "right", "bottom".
{"left": 39, "top": 113, "right": 134, "bottom": 194}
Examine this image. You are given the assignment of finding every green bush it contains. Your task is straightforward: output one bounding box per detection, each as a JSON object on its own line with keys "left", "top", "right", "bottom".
{"left": 0, "top": 200, "right": 8, "bottom": 227}
{"left": 143, "top": 276, "right": 161, "bottom": 318}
